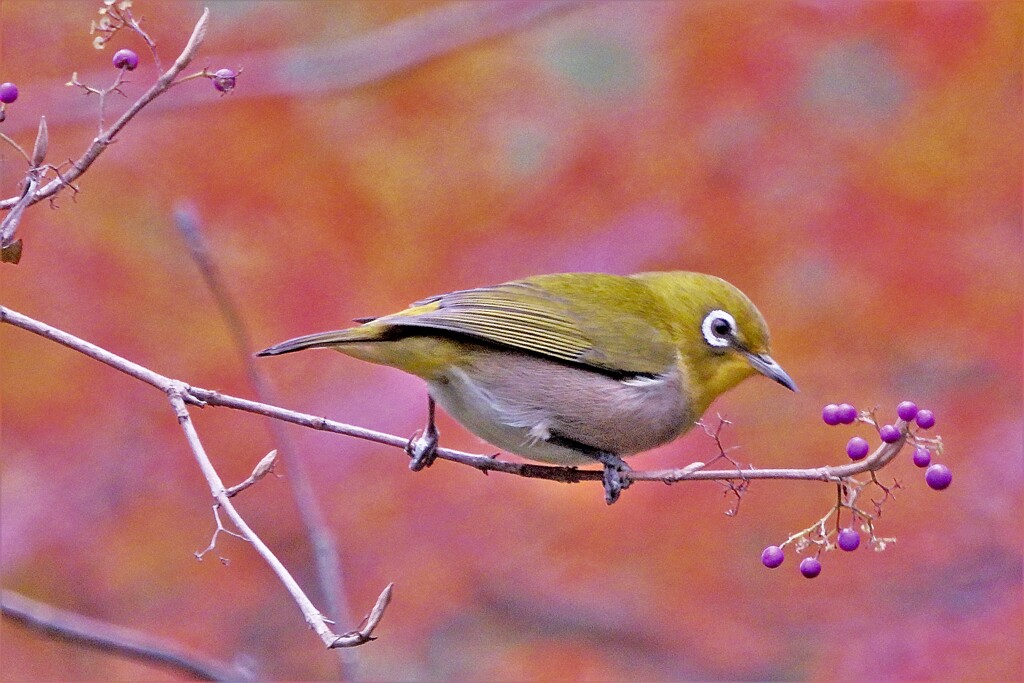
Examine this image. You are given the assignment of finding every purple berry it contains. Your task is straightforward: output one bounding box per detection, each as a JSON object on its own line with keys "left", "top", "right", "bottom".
{"left": 925, "top": 463, "right": 952, "bottom": 490}
{"left": 113, "top": 49, "right": 139, "bottom": 71}
{"left": 837, "top": 528, "right": 860, "bottom": 552}
{"left": 0, "top": 82, "right": 18, "bottom": 104}
{"left": 799, "top": 557, "right": 822, "bottom": 578}
{"left": 836, "top": 403, "right": 857, "bottom": 424}
{"left": 912, "top": 447, "right": 931, "bottom": 468}
{"left": 879, "top": 424, "right": 901, "bottom": 443}
{"left": 761, "top": 545, "right": 785, "bottom": 569}
{"left": 916, "top": 410, "right": 936, "bottom": 430}
{"left": 212, "top": 68, "right": 237, "bottom": 93}
{"left": 896, "top": 401, "right": 919, "bottom": 421}
{"left": 822, "top": 404, "right": 841, "bottom": 426}
{"left": 846, "top": 436, "right": 870, "bottom": 461}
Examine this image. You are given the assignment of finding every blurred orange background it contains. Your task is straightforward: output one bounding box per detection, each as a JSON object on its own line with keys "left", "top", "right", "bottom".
{"left": 2, "top": 1, "right": 1021, "bottom": 680}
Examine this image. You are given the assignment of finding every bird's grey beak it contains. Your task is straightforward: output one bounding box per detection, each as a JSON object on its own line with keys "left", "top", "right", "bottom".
{"left": 743, "top": 351, "right": 798, "bottom": 392}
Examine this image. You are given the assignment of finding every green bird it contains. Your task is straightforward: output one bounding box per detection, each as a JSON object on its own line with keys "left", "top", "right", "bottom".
{"left": 257, "top": 271, "right": 796, "bottom": 503}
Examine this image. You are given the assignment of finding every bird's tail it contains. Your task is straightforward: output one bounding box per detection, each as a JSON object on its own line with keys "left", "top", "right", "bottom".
{"left": 255, "top": 325, "right": 381, "bottom": 357}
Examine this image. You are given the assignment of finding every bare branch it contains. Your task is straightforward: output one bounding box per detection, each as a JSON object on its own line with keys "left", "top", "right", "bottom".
{"left": 0, "top": 589, "right": 249, "bottom": 681}
{"left": 166, "top": 385, "right": 393, "bottom": 650}
{"left": 0, "top": 8, "right": 211, "bottom": 212}
{"left": 1, "top": 303, "right": 922, "bottom": 490}
{"left": 0, "top": 305, "right": 182, "bottom": 394}
{"left": 173, "top": 204, "right": 358, "bottom": 675}
{"left": 1, "top": 305, "right": 392, "bottom": 649}
{"left": 0, "top": 131, "right": 31, "bottom": 163}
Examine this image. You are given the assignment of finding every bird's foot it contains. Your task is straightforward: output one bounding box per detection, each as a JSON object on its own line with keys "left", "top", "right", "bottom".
{"left": 406, "top": 395, "right": 439, "bottom": 472}
{"left": 594, "top": 452, "right": 631, "bottom": 505}
{"left": 406, "top": 427, "right": 438, "bottom": 471}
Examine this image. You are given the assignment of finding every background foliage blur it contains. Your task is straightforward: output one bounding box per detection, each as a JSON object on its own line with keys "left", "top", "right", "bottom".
{"left": 2, "top": 1, "right": 1021, "bottom": 680}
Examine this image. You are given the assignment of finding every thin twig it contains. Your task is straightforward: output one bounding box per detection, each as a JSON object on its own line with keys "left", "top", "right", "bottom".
{"left": 0, "top": 589, "right": 249, "bottom": 681}
{"left": 0, "top": 8, "right": 211, "bottom": 213}
{"left": 166, "top": 385, "right": 392, "bottom": 649}
{"left": 194, "top": 503, "right": 249, "bottom": 562}
{"left": 0, "top": 131, "right": 32, "bottom": 163}
{"left": 173, "top": 205, "right": 357, "bottom": 676}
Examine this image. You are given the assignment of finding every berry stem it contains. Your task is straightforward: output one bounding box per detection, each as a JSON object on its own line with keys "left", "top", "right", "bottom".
{"left": 0, "top": 9, "right": 210, "bottom": 222}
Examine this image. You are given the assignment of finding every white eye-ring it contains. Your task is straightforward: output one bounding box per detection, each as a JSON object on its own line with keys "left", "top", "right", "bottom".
{"left": 702, "top": 309, "right": 736, "bottom": 348}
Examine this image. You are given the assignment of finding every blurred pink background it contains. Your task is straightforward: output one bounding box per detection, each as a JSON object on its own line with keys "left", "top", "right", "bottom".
{"left": 2, "top": 1, "right": 1021, "bottom": 680}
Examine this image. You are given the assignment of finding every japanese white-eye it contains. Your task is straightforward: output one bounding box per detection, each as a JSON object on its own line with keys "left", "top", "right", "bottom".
{"left": 257, "top": 271, "right": 796, "bottom": 503}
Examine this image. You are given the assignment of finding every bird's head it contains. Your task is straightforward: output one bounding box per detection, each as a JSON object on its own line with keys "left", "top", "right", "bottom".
{"left": 634, "top": 271, "right": 797, "bottom": 416}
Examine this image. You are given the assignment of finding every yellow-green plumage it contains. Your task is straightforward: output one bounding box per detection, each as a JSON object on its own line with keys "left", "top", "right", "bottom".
{"left": 257, "top": 272, "right": 795, "bottom": 470}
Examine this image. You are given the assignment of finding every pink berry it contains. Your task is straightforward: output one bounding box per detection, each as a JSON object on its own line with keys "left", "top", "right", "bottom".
{"left": 879, "top": 424, "right": 901, "bottom": 443}
{"left": 799, "top": 557, "right": 822, "bottom": 578}
{"left": 925, "top": 464, "right": 952, "bottom": 490}
{"left": 761, "top": 545, "right": 785, "bottom": 569}
{"left": 112, "top": 49, "right": 139, "bottom": 71}
{"left": 846, "top": 436, "right": 870, "bottom": 461}
{"left": 896, "top": 401, "right": 919, "bottom": 421}
{"left": 916, "top": 410, "right": 936, "bottom": 430}
{"left": 837, "top": 528, "right": 860, "bottom": 552}
{"left": 0, "top": 82, "right": 18, "bottom": 104}
{"left": 212, "top": 68, "right": 237, "bottom": 93}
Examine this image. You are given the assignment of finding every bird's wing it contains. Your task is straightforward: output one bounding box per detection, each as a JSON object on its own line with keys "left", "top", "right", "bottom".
{"left": 375, "top": 273, "right": 678, "bottom": 376}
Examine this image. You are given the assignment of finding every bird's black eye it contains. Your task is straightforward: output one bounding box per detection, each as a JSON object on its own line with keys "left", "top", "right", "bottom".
{"left": 701, "top": 309, "right": 736, "bottom": 348}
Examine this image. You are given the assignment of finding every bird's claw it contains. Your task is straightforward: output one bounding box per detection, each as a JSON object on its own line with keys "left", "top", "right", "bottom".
{"left": 597, "top": 454, "right": 631, "bottom": 505}
{"left": 406, "top": 424, "right": 439, "bottom": 471}
{"left": 407, "top": 394, "right": 440, "bottom": 471}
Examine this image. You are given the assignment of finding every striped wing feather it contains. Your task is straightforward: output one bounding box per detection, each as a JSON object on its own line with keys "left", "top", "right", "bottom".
{"left": 379, "top": 275, "right": 677, "bottom": 376}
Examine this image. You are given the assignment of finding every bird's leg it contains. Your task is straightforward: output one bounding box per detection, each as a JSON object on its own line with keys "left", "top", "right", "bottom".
{"left": 592, "top": 451, "right": 632, "bottom": 505}
{"left": 545, "top": 434, "right": 632, "bottom": 505}
{"left": 406, "top": 394, "right": 440, "bottom": 471}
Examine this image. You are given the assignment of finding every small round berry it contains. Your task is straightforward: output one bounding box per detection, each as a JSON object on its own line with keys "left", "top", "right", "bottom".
{"left": 896, "top": 401, "right": 919, "bottom": 421}
{"left": 0, "top": 82, "right": 18, "bottom": 104}
{"left": 799, "top": 557, "right": 822, "bottom": 578}
{"left": 912, "top": 447, "right": 931, "bottom": 468}
{"left": 212, "top": 68, "right": 237, "bottom": 93}
{"left": 761, "top": 545, "right": 785, "bottom": 569}
{"left": 836, "top": 403, "right": 857, "bottom": 424}
{"left": 879, "top": 424, "right": 901, "bottom": 443}
{"left": 846, "top": 436, "right": 870, "bottom": 461}
{"left": 822, "top": 404, "right": 841, "bottom": 426}
{"left": 925, "top": 463, "right": 952, "bottom": 490}
{"left": 916, "top": 410, "right": 936, "bottom": 430}
{"left": 837, "top": 528, "right": 860, "bottom": 552}
{"left": 113, "top": 49, "right": 139, "bottom": 71}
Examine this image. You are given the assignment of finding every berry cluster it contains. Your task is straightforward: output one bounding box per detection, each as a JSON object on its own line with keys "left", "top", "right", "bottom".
{"left": 761, "top": 399, "right": 949, "bottom": 578}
